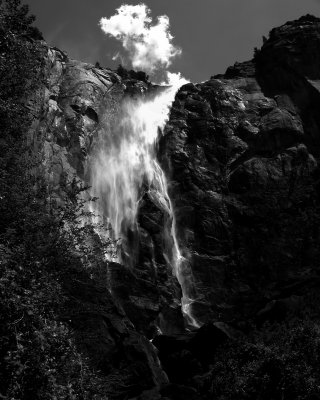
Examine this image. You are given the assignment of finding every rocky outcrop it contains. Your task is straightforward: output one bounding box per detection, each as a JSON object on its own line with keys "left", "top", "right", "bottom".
{"left": 37, "top": 48, "right": 123, "bottom": 196}
{"left": 158, "top": 14, "right": 320, "bottom": 326}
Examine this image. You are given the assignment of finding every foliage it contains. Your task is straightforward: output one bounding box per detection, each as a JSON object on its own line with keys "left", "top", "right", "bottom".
{"left": 208, "top": 318, "right": 320, "bottom": 400}
{"left": 116, "top": 64, "right": 149, "bottom": 83}
{"left": 0, "top": 0, "right": 43, "bottom": 142}
{"left": 0, "top": 1, "right": 110, "bottom": 398}
{"left": 0, "top": 177, "right": 110, "bottom": 399}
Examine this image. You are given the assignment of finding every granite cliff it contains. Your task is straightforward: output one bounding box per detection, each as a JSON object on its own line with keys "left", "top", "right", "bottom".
{"left": 159, "top": 13, "right": 320, "bottom": 324}
{"left": 4, "top": 10, "right": 320, "bottom": 400}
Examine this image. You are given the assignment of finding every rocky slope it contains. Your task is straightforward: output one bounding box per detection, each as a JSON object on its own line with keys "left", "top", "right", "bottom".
{"left": 28, "top": 14, "right": 320, "bottom": 399}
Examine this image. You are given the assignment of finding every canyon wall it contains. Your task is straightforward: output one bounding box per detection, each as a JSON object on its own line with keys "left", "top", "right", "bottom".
{"left": 28, "top": 14, "right": 320, "bottom": 399}
{"left": 158, "top": 14, "right": 320, "bottom": 326}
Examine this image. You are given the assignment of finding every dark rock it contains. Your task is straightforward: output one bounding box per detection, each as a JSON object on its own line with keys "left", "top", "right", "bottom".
{"left": 153, "top": 333, "right": 202, "bottom": 383}
{"left": 159, "top": 15, "right": 320, "bottom": 326}
{"left": 188, "top": 322, "right": 241, "bottom": 364}
{"left": 130, "top": 387, "right": 162, "bottom": 400}
{"left": 62, "top": 265, "right": 168, "bottom": 399}
{"left": 223, "top": 60, "right": 256, "bottom": 79}
{"left": 161, "top": 384, "right": 204, "bottom": 400}
{"left": 153, "top": 321, "right": 241, "bottom": 383}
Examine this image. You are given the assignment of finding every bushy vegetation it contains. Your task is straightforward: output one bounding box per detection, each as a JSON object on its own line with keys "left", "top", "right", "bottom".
{"left": 116, "top": 64, "right": 149, "bottom": 83}
{"left": 0, "top": 1, "right": 109, "bottom": 398}
{"left": 207, "top": 316, "right": 320, "bottom": 400}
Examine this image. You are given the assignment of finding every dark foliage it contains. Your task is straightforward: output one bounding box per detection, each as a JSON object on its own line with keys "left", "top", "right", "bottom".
{"left": 0, "top": 0, "right": 43, "bottom": 142}
{"left": 116, "top": 64, "right": 150, "bottom": 83}
{"left": 0, "top": 1, "right": 109, "bottom": 398}
{"left": 155, "top": 301, "right": 320, "bottom": 399}
{"left": 208, "top": 316, "right": 320, "bottom": 400}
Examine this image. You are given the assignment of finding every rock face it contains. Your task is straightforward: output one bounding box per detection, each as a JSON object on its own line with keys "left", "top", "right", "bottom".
{"left": 30, "top": 47, "right": 171, "bottom": 398}
{"left": 30, "top": 14, "right": 320, "bottom": 399}
{"left": 38, "top": 49, "right": 123, "bottom": 195}
{"left": 159, "top": 14, "right": 320, "bottom": 325}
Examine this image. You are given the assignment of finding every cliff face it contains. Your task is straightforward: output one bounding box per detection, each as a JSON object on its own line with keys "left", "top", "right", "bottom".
{"left": 36, "top": 46, "right": 185, "bottom": 334}
{"left": 30, "top": 48, "right": 170, "bottom": 398}
{"left": 29, "top": 14, "right": 320, "bottom": 399}
{"left": 159, "top": 14, "right": 320, "bottom": 325}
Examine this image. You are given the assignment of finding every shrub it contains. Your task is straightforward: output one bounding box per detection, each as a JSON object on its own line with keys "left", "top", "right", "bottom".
{"left": 208, "top": 319, "right": 320, "bottom": 400}
{"left": 0, "top": 1, "right": 110, "bottom": 398}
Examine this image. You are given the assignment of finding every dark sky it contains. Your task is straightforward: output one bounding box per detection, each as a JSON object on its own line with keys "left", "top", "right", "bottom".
{"left": 26, "top": 0, "right": 320, "bottom": 83}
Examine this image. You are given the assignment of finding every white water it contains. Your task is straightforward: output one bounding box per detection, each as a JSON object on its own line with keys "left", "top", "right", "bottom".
{"left": 89, "top": 72, "right": 199, "bottom": 328}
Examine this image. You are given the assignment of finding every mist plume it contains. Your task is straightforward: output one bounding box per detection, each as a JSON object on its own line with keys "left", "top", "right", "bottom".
{"left": 99, "top": 4, "right": 181, "bottom": 74}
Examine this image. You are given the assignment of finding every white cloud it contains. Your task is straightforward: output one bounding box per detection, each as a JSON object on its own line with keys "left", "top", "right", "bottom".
{"left": 99, "top": 4, "right": 181, "bottom": 73}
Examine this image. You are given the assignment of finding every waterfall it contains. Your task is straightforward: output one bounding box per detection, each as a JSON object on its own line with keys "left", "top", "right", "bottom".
{"left": 89, "top": 72, "right": 199, "bottom": 328}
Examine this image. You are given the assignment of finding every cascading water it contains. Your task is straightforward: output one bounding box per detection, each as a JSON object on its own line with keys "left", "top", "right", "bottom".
{"left": 89, "top": 72, "right": 199, "bottom": 328}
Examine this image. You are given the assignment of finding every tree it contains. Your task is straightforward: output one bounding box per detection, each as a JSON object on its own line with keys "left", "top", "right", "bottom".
{"left": 0, "top": 2, "right": 109, "bottom": 398}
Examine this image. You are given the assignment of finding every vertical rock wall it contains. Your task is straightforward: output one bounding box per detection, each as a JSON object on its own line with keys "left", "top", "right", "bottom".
{"left": 159, "top": 15, "right": 320, "bottom": 325}
{"left": 28, "top": 14, "right": 320, "bottom": 398}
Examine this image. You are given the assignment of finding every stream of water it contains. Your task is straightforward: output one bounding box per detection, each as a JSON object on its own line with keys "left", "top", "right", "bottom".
{"left": 89, "top": 73, "right": 199, "bottom": 328}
